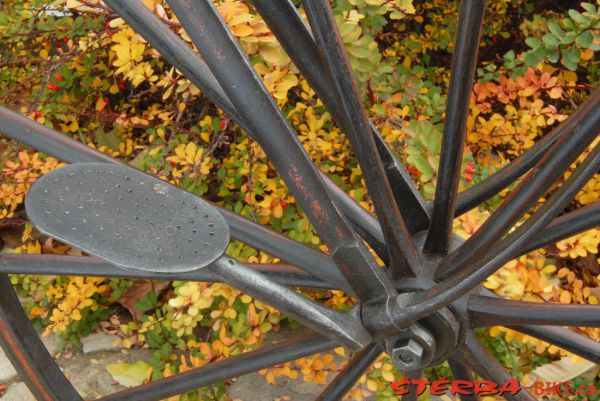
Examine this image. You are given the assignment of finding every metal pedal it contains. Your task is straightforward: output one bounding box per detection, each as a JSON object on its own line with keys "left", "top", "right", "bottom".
{"left": 25, "top": 163, "right": 229, "bottom": 273}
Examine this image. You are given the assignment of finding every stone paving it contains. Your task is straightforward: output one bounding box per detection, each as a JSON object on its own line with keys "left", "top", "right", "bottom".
{"left": 0, "top": 332, "right": 336, "bottom": 401}
{"left": 0, "top": 333, "right": 153, "bottom": 400}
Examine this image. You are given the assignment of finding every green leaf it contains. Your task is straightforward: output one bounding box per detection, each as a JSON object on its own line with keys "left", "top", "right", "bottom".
{"left": 347, "top": 45, "right": 374, "bottom": 58}
{"left": 523, "top": 51, "right": 541, "bottom": 67}
{"left": 542, "top": 33, "right": 560, "bottom": 48}
{"left": 561, "top": 31, "right": 578, "bottom": 45}
{"left": 562, "top": 18, "right": 577, "bottom": 30}
{"left": 547, "top": 22, "right": 564, "bottom": 37}
{"left": 577, "top": 30, "right": 594, "bottom": 47}
{"left": 421, "top": 127, "right": 441, "bottom": 154}
{"left": 565, "top": 46, "right": 581, "bottom": 63}
{"left": 410, "top": 155, "right": 434, "bottom": 181}
{"left": 106, "top": 361, "right": 152, "bottom": 388}
{"left": 568, "top": 9, "right": 590, "bottom": 25}
{"left": 547, "top": 49, "right": 560, "bottom": 64}
{"left": 525, "top": 37, "right": 541, "bottom": 49}
{"left": 581, "top": 2, "right": 597, "bottom": 13}
{"left": 561, "top": 49, "right": 579, "bottom": 71}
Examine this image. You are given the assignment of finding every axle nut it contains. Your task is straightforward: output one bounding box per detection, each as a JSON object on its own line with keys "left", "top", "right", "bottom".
{"left": 390, "top": 338, "right": 424, "bottom": 371}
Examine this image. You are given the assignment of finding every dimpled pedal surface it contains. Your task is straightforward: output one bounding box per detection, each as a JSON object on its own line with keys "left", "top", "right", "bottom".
{"left": 25, "top": 163, "right": 229, "bottom": 273}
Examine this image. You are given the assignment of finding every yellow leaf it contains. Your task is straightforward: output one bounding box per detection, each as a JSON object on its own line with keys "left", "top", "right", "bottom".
{"left": 559, "top": 291, "right": 571, "bottom": 304}
{"left": 549, "top": 87, "right": 562, "bottom": 99}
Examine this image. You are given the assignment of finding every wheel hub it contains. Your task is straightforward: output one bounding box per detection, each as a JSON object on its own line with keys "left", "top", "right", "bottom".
{"left": 379, "top": 301, "right": 468, "bottom": 371}
{"left": 367, "top": 233, "right": 472, "bottom": 371}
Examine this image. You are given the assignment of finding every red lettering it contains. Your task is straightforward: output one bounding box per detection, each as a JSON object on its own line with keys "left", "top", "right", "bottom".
{"left": 532, "top": 382, "right": 545, "bottom": 395}
{"left": 391, "top": 378, "right": 411, "bottom": 396}
{"left": 498, "top": 379, "right": 521, "bottom": 396}
{"left": 564, "top": 381, "right": 575, "bottom": 396}
{"left": 430, "top": 379, "right": 450, "bottom": 396}
{"left": 475, "top": 380, "right": 498, "bottom": 396}
{"left": 450, "top": 380, "right": 474, "bottom": 395}
{"left": 550, "top": 382, "right": 564, "bottom": 396}
{"left": 412, "top": 379, "right": 429, "bottom": 396}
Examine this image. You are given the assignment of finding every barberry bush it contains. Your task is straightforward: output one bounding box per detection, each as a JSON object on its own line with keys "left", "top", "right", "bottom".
{"left": 0, "top": 0, "right": 598, "bottom": 400}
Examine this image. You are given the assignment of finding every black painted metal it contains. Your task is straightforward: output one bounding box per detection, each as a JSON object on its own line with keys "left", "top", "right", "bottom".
{"left": 0, "top": 254, "right": 334, "bottom": 289}
{"left": 455, "top": 333, "right": 537, "bottom": 401}
{"left": 25, "top": 163, "right": 370, "bottom": 349}
{"left": 400, "top": 369, "right": 425, "bottom": 401}
{"left": 0, "top": 275, "right": 83, "bottom": 401}
{"left": 511, "top": 326, "right": 600, "bottom": 364}
{"left": 99, "top": 333, "right": 337, "bottom": 401}
{"left": 0, "top": 107, "right": 351, "bottom": 292}
{"left": 315, "top": 344, "right": 381, "bottom": 401}
{"left": 302, "top": 0, "right": 421, "bottom": 278}
{"left": 379, "top": 137, "right": 600, "bottom": 330}
{"left": 424, "top": 0, "right": 486, "bottom": 254}
{"left": 166, "top": 0, "right": 394, "bottom": 302}
{"left": 26, "top": 163, "right": 230, "bottom": 274}
{"left": 100, "top": 1, "right": 387, "bottom": 266}
{"left": 251, "top": 0, "right": 431, "bottom": 236}
{"left": 517, "top": 202, "right": 600, "bottom": 256}
{"left": 0, "top": 1, "right": 598, "bottom": 400}
{"left": 210, "top": 257, "right": 371, "bottom": 349}
{"left": 438, "top": 90, "right": 600, "bottom": 279}
{"left": 448, "top": 358, "right": 481, "bottom": 401}
{"left": 470, "top": 295, "right": 600, "bottom": 327}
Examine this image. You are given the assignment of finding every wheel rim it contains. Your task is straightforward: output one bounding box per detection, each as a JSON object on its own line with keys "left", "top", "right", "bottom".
{"left": 0, "top": 0, "right": 598, "bottom": 400}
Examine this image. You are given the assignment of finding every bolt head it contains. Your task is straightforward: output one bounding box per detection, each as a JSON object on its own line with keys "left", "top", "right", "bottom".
{"left": 391, "top": 338, "right": 423, "bottom": 370}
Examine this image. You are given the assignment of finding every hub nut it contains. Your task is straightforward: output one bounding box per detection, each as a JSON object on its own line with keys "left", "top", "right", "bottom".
{"left": 389, "top": 338, "right": 424, "bottom": 370}
{"left": 384, "top": 323, "right": 436, "bottom": 371}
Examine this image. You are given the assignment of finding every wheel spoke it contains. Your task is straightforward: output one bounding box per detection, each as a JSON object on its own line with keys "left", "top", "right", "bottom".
{"left": 0, "top": 106, "right": 353, "bottom": 292}
{"left": 0, "top": 105, "right": 116, "bottom": 164}
{"left": 209, "top": 257, "right": 371, "bottom": 350}
{"left": 166, "top": 0, "right": 394, "bottom": 301}
{"left": 454, "top": 88, "right": 598, "bottom": 215}
{"left": 516, "top": 202, "right": 600, "bottom": 256}
{"left": 251, "top": 0, "right": 430, "bottom": 234}
{"left": 454, "top": 87, "right": 600, "bottom": 217}
{"left": 223, "top": 211, "right": 352, "bottom": 293}
{"left": 424, "top": 0, "right": 486, "bottom": 254}
{"left": 400, "top": 369, "right": 425, "bottom": 401}
{"left": 511, "top": 325, "right": 600, "bottom": 364}
{"left": 448, "top": 139, "right": 600, "bottom": 280}
{"left": 456, "top": 113, "right": 574, "bottom": 216}
{"left": 98, "top": 333, "right": 337, "bottom": 401}
{"left": 373, "top": 132, "right": 431, "bottom": 234}
{"left": 437, "top": 89, "right": 600, "bottom": 279}
{"left": 301, "top": 0, "right": 420, "bottom": 278}
{"left": 0, "top": 274, "right": 83, "bottom": 401}
{"left": 315, "top": 344, "right": 381, "bottom": 401}
{"left": 319, "top": 173, "right": 387, "bottom": 261}
{"left": 448, "top": 358, "right": 481, "bottom": 401}
{"left": 102, "top": 0, "right": 240, "bottom": 120}
{"left": 105, "top": 0, "right": 403, "bottom": 270}
{"left": 469, "top": 295, "right": 600, "bottom": 328}
{"left": 455, "top": 333, "right": 536, "bottom": 401}
{"left": 0, "top": 254, "right": 337, "bottom": 290}
{"left": 386, "top": 139, "right": 600, "bottom": 328}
